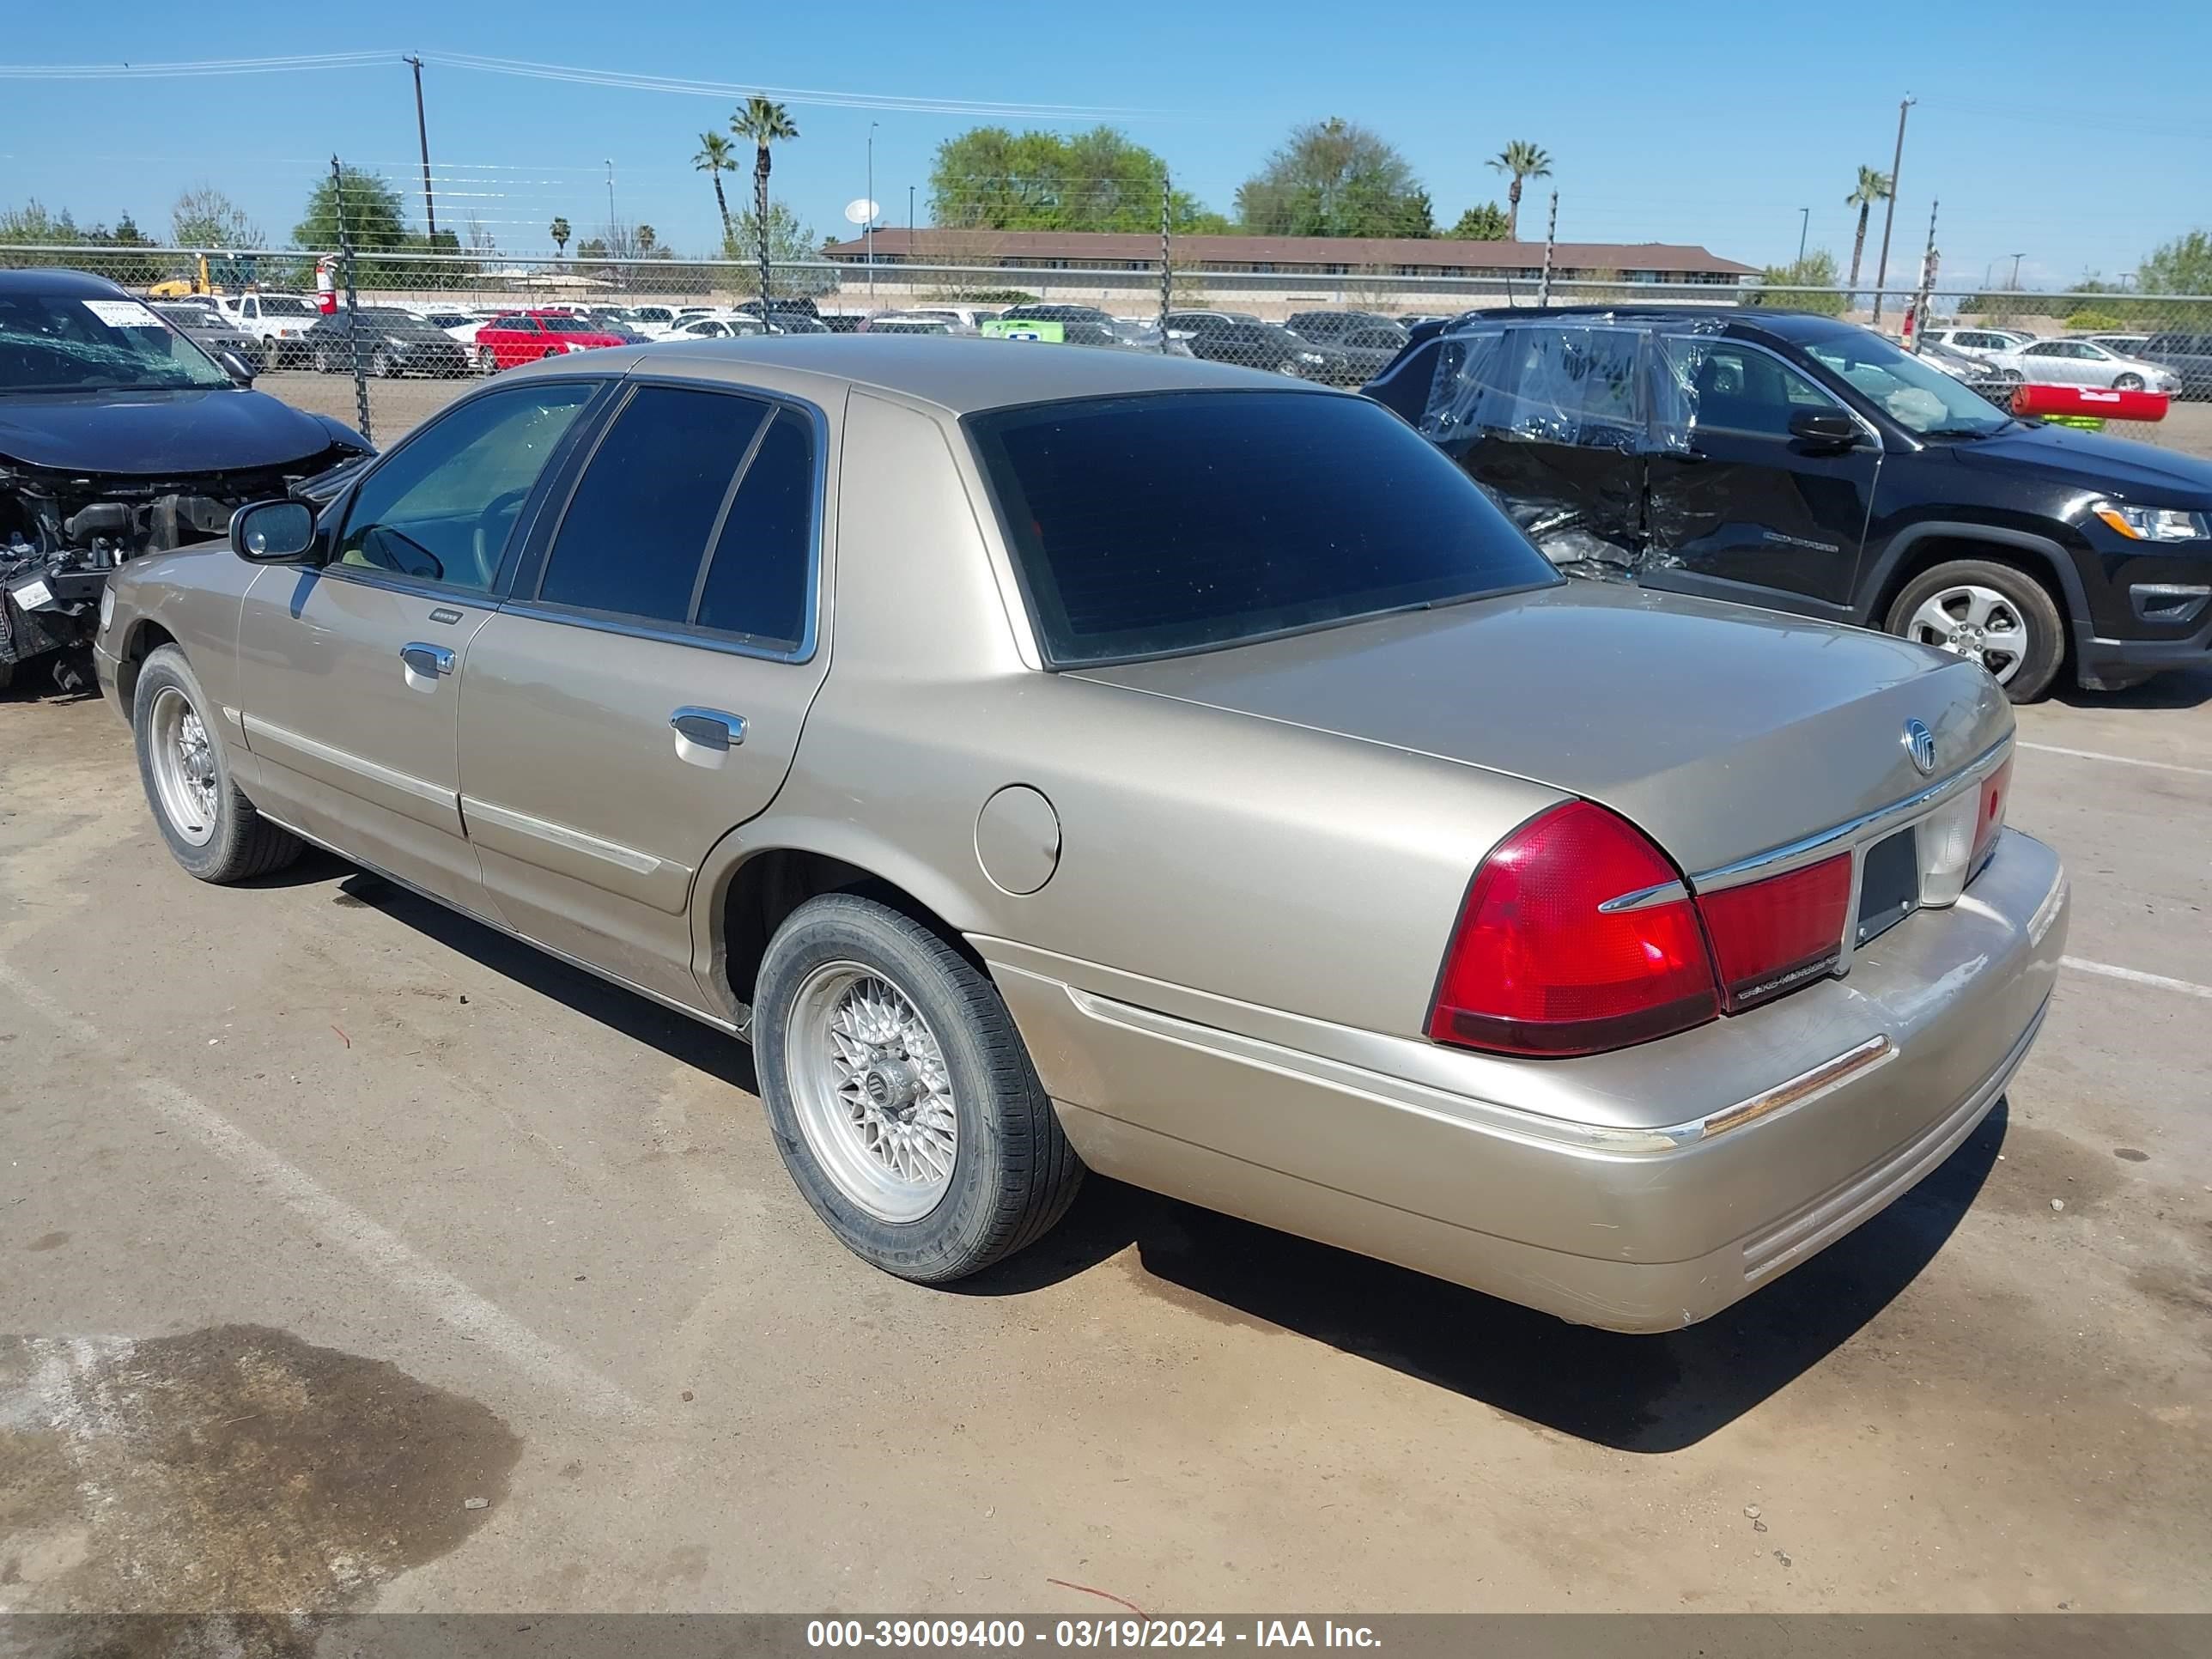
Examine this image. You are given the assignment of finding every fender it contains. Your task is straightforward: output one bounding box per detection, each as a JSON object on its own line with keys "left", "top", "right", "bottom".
{"left": 1854, "top": 520, "right": 2092, "bottom": 639}
{"left": 686, "top": 813, "right": 1002, "bottom": 1030}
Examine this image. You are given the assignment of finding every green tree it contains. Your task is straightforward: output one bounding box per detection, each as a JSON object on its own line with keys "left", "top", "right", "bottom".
{"left": 1448, "top": 201, "right": 1510, "bottom": 240}
{"left": 2137, "top": 230, "right": 2212, "bottom": 295}
{"left": 930, "top": 125, "right": 1202, "bottom": 232}
{"left": 1486, "top": 141, "right": 1552, "bottom": 240}
{"left": 1235, "top": 118, "right": 1430, "bottom": 238}
{"left": 549, "top": 216, "right": 571, "bottom": 258}
{"left": 727, "top": 203, "right": 830, "bottom": 295}
{"left": 1844, "top": 166, "right": 1892, "bottom": 290}
{"left": 173, "top": 185, "right": 264, "bottom": 249}
{"left": 0, "top": 200, "right": 83, "bottom": 244}
{"left": 732, "top": 96, "right": 799, "bottom": 302}
{"left": 693, "top": 131, "right": 738, "bottom": 252}
{"left": 1750, "top": 249, "right": 1846, "bottom": 315}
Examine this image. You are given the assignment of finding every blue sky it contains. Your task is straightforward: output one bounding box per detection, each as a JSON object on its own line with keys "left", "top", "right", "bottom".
{"left": 3, "top": 3, "right": 2205, "bottom": 290}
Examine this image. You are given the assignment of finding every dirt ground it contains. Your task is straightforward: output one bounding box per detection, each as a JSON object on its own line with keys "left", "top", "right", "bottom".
{"left": 2, "top": 646, "right": 2209, "bottom": 1616}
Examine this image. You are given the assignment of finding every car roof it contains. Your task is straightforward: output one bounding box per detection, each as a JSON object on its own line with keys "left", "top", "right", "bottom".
{"left": 1451, "top": 302, "right": 1878, "bottom": 345}
{"left": 0, "top": 267, "right": 132, "bottom": 298}
{"left": 523, "top": 334, "right": 1335, "bottom": 415}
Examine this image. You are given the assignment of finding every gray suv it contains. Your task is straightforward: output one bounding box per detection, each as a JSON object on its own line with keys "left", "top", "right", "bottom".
{"left": 2137, "top": 331, "right": 2212, "bottom": 400}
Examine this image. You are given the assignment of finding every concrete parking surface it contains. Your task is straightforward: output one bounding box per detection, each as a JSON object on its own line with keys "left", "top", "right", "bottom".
{"left": 2, "top": 663, "right": 2209, "bottom": 1616}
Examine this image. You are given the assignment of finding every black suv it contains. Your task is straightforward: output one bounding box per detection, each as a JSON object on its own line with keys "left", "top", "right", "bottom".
{"left": 1365, "top": 306, "right": 2212, "bottom": 699}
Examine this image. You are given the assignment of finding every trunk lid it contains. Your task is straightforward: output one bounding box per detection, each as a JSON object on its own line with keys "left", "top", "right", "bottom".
{"left": 1074, "top": 581, "right": 2011, "bottom": 877}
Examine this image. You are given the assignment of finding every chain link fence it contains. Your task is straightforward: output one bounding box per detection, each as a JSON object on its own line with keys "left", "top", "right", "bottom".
{"left": 7, "top": 238, "right": 2210, "bottom": 457}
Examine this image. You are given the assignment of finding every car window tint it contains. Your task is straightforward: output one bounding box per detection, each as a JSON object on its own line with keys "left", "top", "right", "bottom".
{"left": 538, "top": 386, "right": 770, "bottom": 623}
{"left": 694, "top": 409, "right": 816, "bottom": 647}
{"left": 968, "top": 390, "right": 1557, "bottom": 665}
{"left": 337, "top": 384, "right": 596, "bottom": 592}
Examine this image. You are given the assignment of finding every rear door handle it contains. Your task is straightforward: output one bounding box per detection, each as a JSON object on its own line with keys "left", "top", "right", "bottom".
{"left": 400, "top": 642, "right": 455, "bottom": 684}
{"left": 671, "top": 708, "right": 746, "bottom": 759}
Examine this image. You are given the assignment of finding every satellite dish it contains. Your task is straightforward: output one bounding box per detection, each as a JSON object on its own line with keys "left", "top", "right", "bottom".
{"left": 844, "top": 198, "right": 880, "bottom": 227}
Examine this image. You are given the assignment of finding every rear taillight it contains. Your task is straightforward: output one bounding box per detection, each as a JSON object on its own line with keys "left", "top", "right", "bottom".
{"left": 1694, "top": 854, "right": 1853, "bottom": 1013}
{"left": 1427, "top": 801, "right": 1719, "bottom": 1057}
{"left": 1970, "top": 756, "right": 2012, "bottom": 875}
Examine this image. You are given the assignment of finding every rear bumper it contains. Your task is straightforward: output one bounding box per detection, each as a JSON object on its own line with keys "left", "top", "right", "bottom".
{"left": 985, "top": 827, "right": 2068, "bottom": 1333}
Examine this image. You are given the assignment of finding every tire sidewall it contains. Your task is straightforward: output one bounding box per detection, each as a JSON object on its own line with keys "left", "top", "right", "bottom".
{"left": 755, "top": 897, "right": 1028, "bottom": 1281}
{"left": 132, "top": 647, "right": 243, "bottom": 878}
{"left": 1886, "top": 559, "right": 2064, "bottom": 702}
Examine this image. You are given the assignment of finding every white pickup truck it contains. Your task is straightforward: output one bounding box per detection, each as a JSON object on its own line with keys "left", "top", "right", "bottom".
{"left": 206, "top": 292, "right": 323, "bottom": 367}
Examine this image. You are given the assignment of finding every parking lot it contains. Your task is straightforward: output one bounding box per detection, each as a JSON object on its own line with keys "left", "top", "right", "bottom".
{"left": 3, "top": 648, "right": 2208, "bottom": 1614}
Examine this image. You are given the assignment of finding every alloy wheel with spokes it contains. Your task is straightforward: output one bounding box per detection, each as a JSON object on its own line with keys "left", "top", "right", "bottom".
{"left": 786, "top": 960, "right": 959, "bottom": 1223}
{"left": 1904, "top": 582, "right": 2029, "bottom": 684}
{"left": 146, "top": 684, "right": 219, "bottom": 846}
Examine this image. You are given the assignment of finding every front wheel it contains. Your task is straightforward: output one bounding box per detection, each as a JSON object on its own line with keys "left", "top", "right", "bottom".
{"left": 2112, "top": 373, "right": 2144, "bottom": 392}
{"left": 132, "top": 645, "right": 304, "bottom": 882}
{"left": 754, "top": 893, "right": 1082, "bottom": 1282}
{"left": 1886, "top": 559, "right": 2065, "bottom": 702}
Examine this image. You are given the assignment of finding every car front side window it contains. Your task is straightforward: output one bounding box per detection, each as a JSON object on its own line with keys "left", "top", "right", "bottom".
{"left": 335, "top": 383, "right": 598, "bottom": 592}
{"left": 1660, "top": 340, "right": 1839, "bottom": 441}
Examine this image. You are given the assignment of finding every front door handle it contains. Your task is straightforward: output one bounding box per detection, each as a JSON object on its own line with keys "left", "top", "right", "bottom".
{"left": 400, "top": 642, "right": 455, "bottom": 684}
{"left": 671, "top": 708, "right": 746, "bottom": 750}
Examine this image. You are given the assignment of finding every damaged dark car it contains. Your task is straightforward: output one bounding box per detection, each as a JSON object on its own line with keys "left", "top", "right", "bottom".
{"left": 1, "top": 269, "right": 369, "bottom": 692}
{"left": 1368, "top": 306, "right": 2212, "bottom": 701}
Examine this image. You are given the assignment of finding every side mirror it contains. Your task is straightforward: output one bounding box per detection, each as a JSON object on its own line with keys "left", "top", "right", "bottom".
{"left": 1789, "top": 407, "right": 1862, "bottom": 448}
{"left": 218, "top": 349, "right": 256, "bottom": 386}
{"left": 230, "top": 499, "right": 319, "bottom": 563}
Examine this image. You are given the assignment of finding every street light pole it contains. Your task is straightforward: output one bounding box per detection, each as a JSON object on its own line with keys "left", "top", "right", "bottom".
{"left": 1797, "top": 207, "right": 1808, "bottom": 265}
{"left": 866, "top": 123, "right": 878, "bottom": 300}
{"left": 909, "top": 185, "right": 915, "bottom": 242}
{"left": 2010, "top": 252, "right": 2026, "bottom": 289}
{"left": 604, "top": 161, "right": 617, "bottom": 235}
{"left": 1869, "top": 93, "right": 1915, "bottom": 325}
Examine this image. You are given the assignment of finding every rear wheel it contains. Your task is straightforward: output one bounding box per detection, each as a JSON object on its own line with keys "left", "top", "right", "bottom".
{"left": 132, "top": 645, "right": 303, "bottom": 882}
{"left": 1886, "top": 558, "right": 2065, "bottom": 702}
{"left": 476, "top": 344, "right": 497, "bottom": 374}
{"left": 754, "top": 893, "right": 1082, "bottom": 1283}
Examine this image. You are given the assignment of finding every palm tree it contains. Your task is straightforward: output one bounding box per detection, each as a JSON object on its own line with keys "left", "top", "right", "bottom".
{"left": 1844, "top": 165, "right": 1893, "bottom": 290}
{"left": 1487, "top": 142, "right": 1553, "bottom": 240}
{"left": 693, "top": 132, "right": 738, "bottom": 254}
{"left": 731, "top": 96, "right": 799, "bottom": 304}
{"left": 548, "top": 216, "right": 570, "bottom": 260}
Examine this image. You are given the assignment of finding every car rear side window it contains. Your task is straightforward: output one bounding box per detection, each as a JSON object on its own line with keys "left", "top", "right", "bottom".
{"left": 694, "top": 409, "right": 816, "bottom": 648}
{"left": 967, "top": 389, "right": 1558, "bottom": 666}
{"left": 538, "top": 386, "right": 770, "bottom": 623}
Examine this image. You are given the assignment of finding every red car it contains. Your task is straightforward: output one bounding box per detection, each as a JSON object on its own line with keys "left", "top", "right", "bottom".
{"left": 473, "top": 309, "right": 628, "bottom": 372}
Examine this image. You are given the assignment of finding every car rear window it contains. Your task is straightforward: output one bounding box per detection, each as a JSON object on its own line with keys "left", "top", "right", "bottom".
{"left": 966, "top": 390, "right": 1557, "bottom": 665}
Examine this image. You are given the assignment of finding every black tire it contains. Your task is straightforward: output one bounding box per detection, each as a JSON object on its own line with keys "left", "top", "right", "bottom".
{"left": 1885, "top": 558, "right": 2066, "bottom": 703}
{"left": 131, "top": 645, "right": 304, "bottom": 883}
{"left": 2113, "top": 373, "right": 2144, "bottom": 392}
{"left": 754, "top": 892, "right": 1082, "bottom": 1283}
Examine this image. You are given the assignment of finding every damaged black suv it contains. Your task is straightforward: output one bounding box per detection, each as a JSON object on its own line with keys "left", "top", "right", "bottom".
{"left": 1366, "top": 306, "right": 2212, "bottom": 700}
{"left": 1, "top": 268, "right": 369, "bottom": 692}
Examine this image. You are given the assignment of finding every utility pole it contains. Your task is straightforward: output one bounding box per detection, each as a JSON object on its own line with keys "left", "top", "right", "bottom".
{"left": 866, "top": 123, "right": 878, "bottom": 300}
{"left": 1869, "top": 93, "right": 1915, "bottom": 325}
{"left": 1797, "top": 207, "right": 1809, "bottom": 264}
{"left": 908, "top": 185, "right": 915, "bottom": 242}
{"left": 2009, "top": 252, "right": 2026, "bottom": 289}
{"left": 403, "top": 55, "right": 436, "bottom": 246}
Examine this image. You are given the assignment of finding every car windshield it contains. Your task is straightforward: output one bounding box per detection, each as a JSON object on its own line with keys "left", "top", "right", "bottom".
{"left": 362, "top": 308, "right": 441, "bottom": 337}
{"left": 0, "top": 291, "right": 233, "bottom": 392}
{"left": 253, "top": 295, "right": 317, "bottom": 317}
{"left": 540, "top": 316, "right": 595, "bottom": 334}
{"left": 1800, "top": 329, "right": 2011, "bottom": 436}
{"left": 425, "top": 313, "right": 472, "bottom": 327}
{"left": 967, "top": 390, "right": 1559, "bottom": 665}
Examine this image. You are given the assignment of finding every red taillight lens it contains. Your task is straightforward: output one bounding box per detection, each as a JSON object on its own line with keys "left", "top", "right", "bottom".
{"left": 1695, "top": 853, "right": 1853, "bottom": 1013}
{"left": 1970, "top": 756, "right": 2012, "bottom": 875}
{"left": 1428, "top": 801, "right": 1720, "bottom": 1057}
